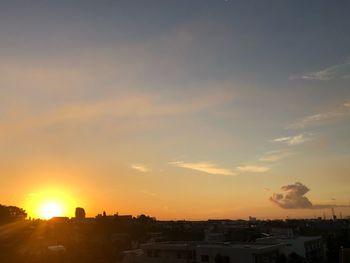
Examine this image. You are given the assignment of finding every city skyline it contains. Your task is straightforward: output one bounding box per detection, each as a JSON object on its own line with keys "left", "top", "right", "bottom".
{"left": 1, "top": 0, "right": 350, "bottom": 220}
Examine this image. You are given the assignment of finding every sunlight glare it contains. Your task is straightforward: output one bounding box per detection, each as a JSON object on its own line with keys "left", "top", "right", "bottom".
{"left": 25, "top": 187, "right": 77, "bottom": 219}
{"left": 39, "top": 201, "right": 64, "bottom": 219}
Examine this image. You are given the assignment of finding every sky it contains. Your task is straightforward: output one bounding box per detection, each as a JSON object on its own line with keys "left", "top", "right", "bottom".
{"left": 0, "top": 0, "right": 350, "bottom": 220}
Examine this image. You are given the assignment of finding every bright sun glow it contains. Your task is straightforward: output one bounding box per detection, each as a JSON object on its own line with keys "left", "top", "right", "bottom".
{"left": 25, "top": 188, "right": 78, "bottom": 219}
{"left": 39, "top": 201, "right": 64, "bottom": 219}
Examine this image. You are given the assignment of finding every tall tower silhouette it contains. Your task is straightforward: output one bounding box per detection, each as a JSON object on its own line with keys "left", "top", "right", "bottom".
{"left": 75, "top": 207, "right": 86, "bottom": 220}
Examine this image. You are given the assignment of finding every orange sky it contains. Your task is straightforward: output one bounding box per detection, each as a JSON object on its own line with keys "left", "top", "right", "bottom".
{"left": 1, "top": 1, "right": 350, "bottom": 220}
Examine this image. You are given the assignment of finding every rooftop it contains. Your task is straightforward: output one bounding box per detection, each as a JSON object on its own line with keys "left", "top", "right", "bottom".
{"left": 141, "top": 241, "right": 282, "bottom": 251}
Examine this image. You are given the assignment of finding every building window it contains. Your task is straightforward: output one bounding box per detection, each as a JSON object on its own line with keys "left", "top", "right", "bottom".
{"left": 201, "top": 255, "right": 209, "bottom": 262}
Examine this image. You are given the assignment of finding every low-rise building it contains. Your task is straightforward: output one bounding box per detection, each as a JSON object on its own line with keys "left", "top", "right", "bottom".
{"left": 196, "top": 243, "right": 282, "bottom": 263}
{"left": 121, "top": 241, "right": 283, "bottom": 263}
{"left": 256, "top": 235, "right": 324, "bottom": 262}
{"left": 339, "top": 247, "right": 350, "bottom": 263}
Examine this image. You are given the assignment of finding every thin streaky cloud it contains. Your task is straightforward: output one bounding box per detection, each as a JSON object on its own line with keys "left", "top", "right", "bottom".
{"left": 169, "top": 161, "right": 235, "bottom": 176}
{"left": 0, "top": 89, "right": 234, "bottom": 140}
{"left": 236, "top": 165, "right": 270, "bottom": 173}
{"left": 273, "top": 133, "right": 311, "bottom": 146}
{"left": 287, "top": 103, "right": 350, "bottom": 129}
{"left": 259, "top": 150, "right": 294, "bottom": 162}
{"left": 131, "top": 164, "right": 149, "bottom": 173}
{"left": 290, "top": 59, "right": 350, "bottom": 81}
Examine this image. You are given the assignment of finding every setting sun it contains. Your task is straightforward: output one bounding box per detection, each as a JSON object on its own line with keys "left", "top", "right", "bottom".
{"left": 24, "top": 188, "right": 77, "bottom": 219}
{"left": 39, "top": 201, "right": 64, "bottom": 219}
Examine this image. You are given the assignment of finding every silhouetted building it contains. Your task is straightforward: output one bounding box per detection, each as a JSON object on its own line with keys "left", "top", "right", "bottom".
{"left": 49, "top": 217, "right": 69, "bottom": 223}
{"left": 204, "top": 229, "right": 225, "bottom": 242}
{"left": 340, "top": 247, "right": 350, "bottom": 263}
{"left": 121, "top": 241, "right": 283, "bottom": 263}
{"left": 249, "top": 216, "right": 257, "bottom": 222}
{"left": 75, "top": 207, "right": 86, "bottom": 219}
{"left": 270, "top": 227, "right": 294, "bottom": 238}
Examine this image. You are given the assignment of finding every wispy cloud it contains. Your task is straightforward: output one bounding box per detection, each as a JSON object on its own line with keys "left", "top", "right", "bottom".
{"left": 287, "top": 103, "right": 350, "bottom": 129}
{"left": 0, "top": 89, "right": 234, "bottom": 140}
{"left": 131, "top": 164, "right": 149, "bottom": 173}
{"left": 273, "top": 133, "right": 311, "bottom": 146}
{"left": 270, "top": 182, "right": 335, "bottom": 209}
{"left": 236, "top": 165, "right": 270, "bottom": 173}
{"left": 291, "top": 59, "right": 350, "bottom": 81}
{"left": 169, "top": 161, "right": 235, "bottom": 176}
{"left": 259, "top": 150, "right": 294, "bottom": 162}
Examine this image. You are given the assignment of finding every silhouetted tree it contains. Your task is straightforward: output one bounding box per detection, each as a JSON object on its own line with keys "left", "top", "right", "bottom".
{"left": 137, "top": 214, "right": 155, "bottom": 223}
{"left": 0, "top": 204, "right": 27, "bottom": 223}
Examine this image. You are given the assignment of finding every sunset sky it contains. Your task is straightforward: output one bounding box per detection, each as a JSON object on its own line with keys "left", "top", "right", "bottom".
{"left": 1, "top": 1, "right": 350, "bottom": 220}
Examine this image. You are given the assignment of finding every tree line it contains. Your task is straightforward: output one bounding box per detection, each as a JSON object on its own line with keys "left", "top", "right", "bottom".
{"left": 0, "top": 204, "right": 27, "bottom": 224}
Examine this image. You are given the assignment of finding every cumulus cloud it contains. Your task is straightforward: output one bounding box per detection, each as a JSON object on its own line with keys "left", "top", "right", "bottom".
{"left": 270, "top": 182, "right": 334, "bottom": 209}
{"left": 273, "top": 133, "right": 311, "bottom": 146}
{"left": 169, "top": 161, "right": 235, "bottom": 176}
{"left": 236, "top": 165, "right": 270, "bottom": 173}
{"left": 290, "top": 60, "right": 350, "bottom": 81}
{"left": 259, "top": 150, "right": 294, "bottom": 162}
{"left": 131, "top": 164, "right": 149, "bottom": 173}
